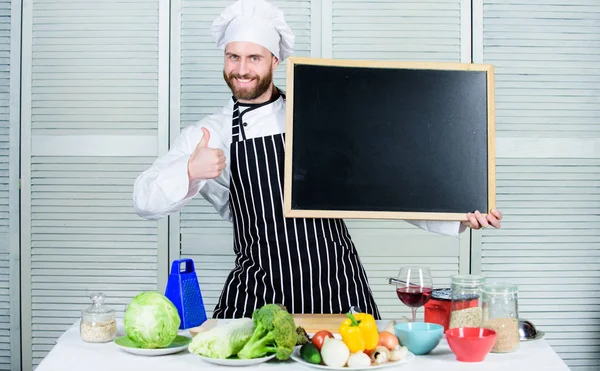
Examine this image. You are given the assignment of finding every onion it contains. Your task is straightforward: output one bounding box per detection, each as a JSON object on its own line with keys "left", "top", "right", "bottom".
{"left": 320, "top": 337, "right": 350, "bottom": 368}
{"left": 378, "top": 332, "right": 400, "bottom": 350}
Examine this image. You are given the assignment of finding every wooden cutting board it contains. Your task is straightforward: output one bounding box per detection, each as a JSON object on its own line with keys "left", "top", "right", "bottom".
{"left": 292, "top": 314, "right": 347, "bottom": 334}
{"left": 187, "top": 314, "right": 347, "bottom": 337}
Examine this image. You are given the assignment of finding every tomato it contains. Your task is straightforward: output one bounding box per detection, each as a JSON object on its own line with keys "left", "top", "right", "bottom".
{"left": 378, "top": 331, "right": 399, "bottom": 350}
{"left": 311, "top": 330, "right": 334, "bottom": 351}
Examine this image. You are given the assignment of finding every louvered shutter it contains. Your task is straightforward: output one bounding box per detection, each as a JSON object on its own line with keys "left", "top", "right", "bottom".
{"left": 0, "top": 0, "right": 18, "bottom": 369}
{"left": 330, "top": 0, "right": 471, "bottom": 320}
{"left": 331, "top": 0, "right": 464, "bottom": 61}
{"left": 477, "top": 1, "right": 600, "bottom": 370}
{"left": 20, "top": 0, "right": 168, "bottom": 369}
{"left": 175, "top": 0, "right": 313, "bottom": 317}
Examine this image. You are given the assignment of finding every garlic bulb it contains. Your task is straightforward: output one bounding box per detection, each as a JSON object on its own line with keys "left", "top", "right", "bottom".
{"left": 347, "top": 351, "right": 371, "bottom": 368}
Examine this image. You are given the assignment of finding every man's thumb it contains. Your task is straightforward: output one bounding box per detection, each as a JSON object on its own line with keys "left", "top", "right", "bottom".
{"left": 198, "top": 128, "right": 210, "bottom": 147}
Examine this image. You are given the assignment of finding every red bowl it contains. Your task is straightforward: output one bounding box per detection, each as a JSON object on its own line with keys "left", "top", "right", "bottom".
{"left": 445, "top": 327, "right": 497, "bottom": 362}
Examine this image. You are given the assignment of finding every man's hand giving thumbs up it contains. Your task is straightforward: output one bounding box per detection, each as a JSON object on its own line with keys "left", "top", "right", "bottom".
{"left": 187, "top": 128, "right": 227, "bottom": 181}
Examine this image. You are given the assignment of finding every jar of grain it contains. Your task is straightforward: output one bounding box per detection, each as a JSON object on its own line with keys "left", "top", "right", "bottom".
{"left": 80, "top": 292, "right": 117, "bottom": 343}
{"left": 482, "top": 283, "right": 520, "bottom": 353}
{"left": 449, "top": 275, "right": 485, "bottom": 329}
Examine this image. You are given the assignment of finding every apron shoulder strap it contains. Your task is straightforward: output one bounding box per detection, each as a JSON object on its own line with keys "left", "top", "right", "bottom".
{"left": 231, "top": 98, "right": 245, "bottom": 142}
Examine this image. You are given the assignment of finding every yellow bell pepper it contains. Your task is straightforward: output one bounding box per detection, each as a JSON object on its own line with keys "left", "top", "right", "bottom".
{"left": 339, "top": 312, "right": 380, "bottom": 353}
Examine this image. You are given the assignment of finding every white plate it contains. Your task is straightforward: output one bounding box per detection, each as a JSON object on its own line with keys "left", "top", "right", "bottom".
{"left": 195, "top": 353, "right": 276, "bottom": 366}
{"left": 290, "top": 346, "right": 415, "bottom": 370}
{"left": 114, "top": 335, "right": 191, "bottom": 356}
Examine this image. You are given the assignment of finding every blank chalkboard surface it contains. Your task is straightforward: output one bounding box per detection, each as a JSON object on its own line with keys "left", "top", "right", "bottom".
{"left": 283, "top": 57, "right": 496, "bottom": 221}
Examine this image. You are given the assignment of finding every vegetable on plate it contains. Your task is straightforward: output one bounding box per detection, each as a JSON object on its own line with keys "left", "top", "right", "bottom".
{"left": 389, "top": 345, "right": 409, "bottom": 361}
{"left": 370, "top": 346, "right": 390, "bottom": 365}
{"left": 347, "top": 351, "right": 371, "bottom": 368}
{"left": 377, "top": 331, "right": 400, "bottom": 350}
{"left": 312, "top": 330, "right": 334, "bottom": 351}
{"left": 237, "top": 303, "right": 298, "bottom": 361}
{"left": 123, "top": 291, "right": 180, "bottom": 349}
{"left": 339, "top": 312, "right": 379, "bottom": 353}
{"left": 296, "top": 326, "right": 310, "bottom": 346}
{"left": 320, "top": 337, "right": 350, "bottom": 367}
{"left": 188, "top": 318, "right": 255, "bottom": 359}
{"left": 300, "top": 343, "right": 322, "bottom": 364}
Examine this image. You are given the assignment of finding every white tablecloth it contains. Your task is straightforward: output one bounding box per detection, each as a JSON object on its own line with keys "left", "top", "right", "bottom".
{"left": 36, "top": 320, "right": 571, "bottom": 371}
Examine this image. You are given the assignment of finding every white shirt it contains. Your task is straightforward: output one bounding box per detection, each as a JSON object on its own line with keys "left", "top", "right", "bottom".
{"left": 132, "top": 95, "right": 466, "bottom": 238}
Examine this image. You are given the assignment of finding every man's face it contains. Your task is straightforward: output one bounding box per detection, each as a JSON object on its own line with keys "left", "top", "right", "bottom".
{"left": 223, "top": 42, "right": 279, "bottom": 102}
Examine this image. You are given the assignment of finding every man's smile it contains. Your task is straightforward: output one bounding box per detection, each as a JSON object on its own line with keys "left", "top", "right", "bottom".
{"left": 235, "top": 77, "right": 254, "bottom": 85}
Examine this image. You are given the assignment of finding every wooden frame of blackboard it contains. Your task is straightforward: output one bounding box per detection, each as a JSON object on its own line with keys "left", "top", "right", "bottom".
{"left": 283, "top": 57, "right": 496, "bottom": 221}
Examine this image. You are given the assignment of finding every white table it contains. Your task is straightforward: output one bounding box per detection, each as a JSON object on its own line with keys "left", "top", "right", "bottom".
{"left": 36, "top": 320, "right": 571, "bottom": 371}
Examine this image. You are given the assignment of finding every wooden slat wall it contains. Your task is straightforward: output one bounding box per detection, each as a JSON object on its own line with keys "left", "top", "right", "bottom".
{"left": 331, "top": 0, "right": 462, "bottom": 62}
{"left": 479, "top": 1, "right": 600, "bottom": 369}
{"left": 21, "top": 0, "right": 167, "bottom": 369}
{"left": 0, "top": 0, "right": 15, "bottom": 369}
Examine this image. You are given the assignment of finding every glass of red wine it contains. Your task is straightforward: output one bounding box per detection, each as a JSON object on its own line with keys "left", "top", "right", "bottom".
{"left": 395, "top": 266, "right": 433, "bottom": 322}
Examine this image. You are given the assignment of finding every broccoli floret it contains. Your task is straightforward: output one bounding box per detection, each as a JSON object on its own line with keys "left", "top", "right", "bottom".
{"left": 237, "top": 304, "right": 297, "bottom": 361}
{"left": 296, "top": 326, "right": 310, "bottom": 346}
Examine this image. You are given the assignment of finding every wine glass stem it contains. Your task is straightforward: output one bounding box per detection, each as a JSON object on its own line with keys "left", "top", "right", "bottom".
{"left": 411, "top": 308, "right": 417, "bottom": 322}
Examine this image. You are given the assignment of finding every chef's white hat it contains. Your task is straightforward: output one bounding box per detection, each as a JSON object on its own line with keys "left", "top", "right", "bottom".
{"left": 212, "top": 0, "right": 295, "bottom": 61}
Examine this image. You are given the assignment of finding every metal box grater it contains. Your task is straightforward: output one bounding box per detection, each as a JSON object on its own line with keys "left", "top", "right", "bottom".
{"left": 164, "top": 258, "right": 207, "bottom": 330}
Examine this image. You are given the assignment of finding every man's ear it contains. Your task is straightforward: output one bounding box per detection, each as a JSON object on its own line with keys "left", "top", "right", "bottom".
{"left": 272, "top": 54, "right": 280, "bottom": 69}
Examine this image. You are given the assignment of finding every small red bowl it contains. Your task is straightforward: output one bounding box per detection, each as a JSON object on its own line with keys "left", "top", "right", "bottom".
{"left": 445, "top": 327, "right": 497, "bottom": 362}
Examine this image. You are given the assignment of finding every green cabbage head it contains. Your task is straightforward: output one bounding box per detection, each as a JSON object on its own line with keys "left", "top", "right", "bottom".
{"left": 123, "top": 291, "right": 181, "bottom": 348}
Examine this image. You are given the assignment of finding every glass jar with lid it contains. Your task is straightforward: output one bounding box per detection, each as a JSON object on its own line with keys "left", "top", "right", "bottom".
{"left": 449, "top": 274, "right": 485, "bottom": 329}
{"left": 482, "top": 283, "right": 520, "bottom": 353}
{"left": 80, "top": 292, "right": 117, "bottom": 343}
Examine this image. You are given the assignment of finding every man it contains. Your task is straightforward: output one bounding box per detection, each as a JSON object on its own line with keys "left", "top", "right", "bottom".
{"left": 133, "top": 0, "right": 502, "bottom": 319}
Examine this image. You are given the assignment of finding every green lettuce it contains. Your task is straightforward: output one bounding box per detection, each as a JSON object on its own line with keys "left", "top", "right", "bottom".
{"left": 123, "top": 291, "right": 180, "bottom": 348}
{"left": 188, "top": 318, "right": 255, "bottom": 359}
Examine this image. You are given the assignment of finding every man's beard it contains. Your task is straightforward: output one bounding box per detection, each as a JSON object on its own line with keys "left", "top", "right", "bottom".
{"left": 223, "top": 69, "right": 273, "bottom": 101}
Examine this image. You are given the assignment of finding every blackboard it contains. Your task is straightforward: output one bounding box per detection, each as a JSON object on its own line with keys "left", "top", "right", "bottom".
{"left": 283, "top": 57, "right": 496, "bottom": 221}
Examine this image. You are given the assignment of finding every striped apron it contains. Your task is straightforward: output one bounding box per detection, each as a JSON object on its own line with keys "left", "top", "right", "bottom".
{"left": 212, "top": 95, "right": 380, "bottom": 320}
